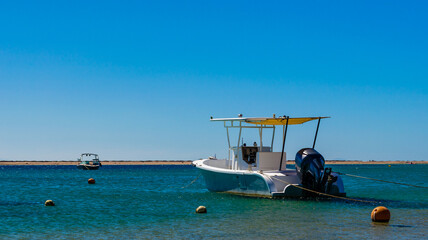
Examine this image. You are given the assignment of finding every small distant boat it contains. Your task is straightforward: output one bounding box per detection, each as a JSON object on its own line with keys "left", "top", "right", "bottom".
{"left": 77, "top": 153, "right": 102, "bottom": 170}
{"left": 193, "top": 115, "right": 346, "bottom": 198}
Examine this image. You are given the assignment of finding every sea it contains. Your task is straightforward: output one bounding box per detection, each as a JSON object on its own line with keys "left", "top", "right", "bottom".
{"left": 0, "top": 164, "right": 427, "bottom": 239}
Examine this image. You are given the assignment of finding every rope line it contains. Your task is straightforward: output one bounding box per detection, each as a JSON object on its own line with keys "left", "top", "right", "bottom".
{"left": 338, "top": 173, "right": 428, "bottom": 189}
{"left": 270, "top": 176, "right": 378, "bottom": 203}
{"left": 181, "top": 173, "right": 202, "bottom": 189}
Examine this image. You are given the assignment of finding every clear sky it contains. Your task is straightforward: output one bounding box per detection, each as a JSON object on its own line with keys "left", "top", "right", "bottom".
{"left": 0, "top": 1, "right": 427, "bottom": 161}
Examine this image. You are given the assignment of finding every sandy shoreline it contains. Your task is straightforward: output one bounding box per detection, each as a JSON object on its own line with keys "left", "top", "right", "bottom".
{"left": 0, "top": 161, "right": 193, "bottom": 166}
{"left": 0, "top": 160, "right": 426, "bottom": 166}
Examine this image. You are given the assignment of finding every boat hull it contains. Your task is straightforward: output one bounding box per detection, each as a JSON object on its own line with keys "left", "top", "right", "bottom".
{"left": 193, "top": 159, "right": 346, "bottom": 198}
{"left": 197, "top": 167, "right": 273, "bottom": 197}
{"left": 77, "top": 165, "right": 100, "bottom": 170}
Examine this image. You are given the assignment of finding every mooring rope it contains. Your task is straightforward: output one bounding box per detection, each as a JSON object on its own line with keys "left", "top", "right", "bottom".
{"left": 337, "top": 172, "right": 428, "bottom": 189}
{"left": 181, "top": 173, "right": 202, "bottom": 189}
{"left": 270, "top": 176, "right": 378, "bottom": 203}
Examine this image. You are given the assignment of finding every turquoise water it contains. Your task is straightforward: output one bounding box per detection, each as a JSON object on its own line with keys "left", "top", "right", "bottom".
{"left": 1, "top": 164, "right": 427, "bottom": 239}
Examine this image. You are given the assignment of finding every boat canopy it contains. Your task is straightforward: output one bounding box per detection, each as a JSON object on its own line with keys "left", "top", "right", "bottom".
{"left": 211, "top": 115, "right": 330, "bottom": 170}
{"left": 211, "top": 117, "right": 330, "bottom": 125}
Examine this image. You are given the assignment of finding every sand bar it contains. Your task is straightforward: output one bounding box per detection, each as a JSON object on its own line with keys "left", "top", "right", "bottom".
{"left": 0, "top": 160, "right": 426, "bottom": 166}
{"left": 0, "top": 161, "right": 193, "bottom": 166}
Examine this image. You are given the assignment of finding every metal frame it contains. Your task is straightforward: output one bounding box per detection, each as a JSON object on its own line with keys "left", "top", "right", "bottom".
{"left": 312, "top": 117, "right": 321, "bottom": 149}
{"left": 223, "top": 120, "right": 275, "bottom": 170}
{"left": 216, "top": 116, "right": 325, "bottom": 171}
{"left": 278, "top": 116, "right": 289, "bottom": 171}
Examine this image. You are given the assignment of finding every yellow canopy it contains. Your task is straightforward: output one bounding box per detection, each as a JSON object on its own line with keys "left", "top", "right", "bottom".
{"left": 245, "top": 117, "right": 329, "bottom": 125}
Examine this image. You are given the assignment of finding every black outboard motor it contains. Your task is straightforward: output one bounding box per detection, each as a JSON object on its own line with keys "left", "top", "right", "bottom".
{"left": 295, "top": 148, "right": 326, "bottom": 192}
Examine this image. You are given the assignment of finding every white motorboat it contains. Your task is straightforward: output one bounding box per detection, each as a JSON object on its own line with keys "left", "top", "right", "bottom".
{"left": 193, "top": 115, "right": 346, "bottom": 198}
{"left": 77, "top": 153, "right": 102, "bottom": 170}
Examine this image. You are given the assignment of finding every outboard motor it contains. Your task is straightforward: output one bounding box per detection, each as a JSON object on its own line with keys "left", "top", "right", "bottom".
{"left": 295, "top": 148, "right": 326, "bottom": 192}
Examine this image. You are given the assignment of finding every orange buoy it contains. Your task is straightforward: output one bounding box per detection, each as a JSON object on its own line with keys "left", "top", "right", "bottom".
{"left": 88, "top": 178, "right": 96, "bottom": 184}
{"left": 371, "top": 206, "right": 390, "bottom": 222}
{"left": 196, "top": 206, "right": 207, "bottom": 213}
{"left": 45, "top": 200, "right": 55, "bottom": 206}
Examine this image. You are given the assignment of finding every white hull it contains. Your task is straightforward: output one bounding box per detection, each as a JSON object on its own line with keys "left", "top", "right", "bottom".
{"left": 193, "top": 158, "right": 346, "bottom": 198}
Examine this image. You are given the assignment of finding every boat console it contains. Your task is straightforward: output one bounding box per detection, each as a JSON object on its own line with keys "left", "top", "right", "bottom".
{"left": 241, "top": 146, "right": 258, "bottom": 164}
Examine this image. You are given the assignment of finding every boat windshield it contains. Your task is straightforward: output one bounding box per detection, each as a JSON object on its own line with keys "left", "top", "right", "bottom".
{"left": 79, "top": 153, "right": 99, "bottom": 163}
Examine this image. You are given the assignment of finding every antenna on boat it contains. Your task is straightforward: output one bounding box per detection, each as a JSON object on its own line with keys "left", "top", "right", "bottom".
{"left": 312, "top": 117, "right": 321, "bottom": 149}
{"left": 279, "top": 116, "right": 289, "bottom": 171}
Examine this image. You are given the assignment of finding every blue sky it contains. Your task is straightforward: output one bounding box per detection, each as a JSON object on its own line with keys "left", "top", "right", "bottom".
{"left": 0, "top": 1, "right": 427, "bottom": 161}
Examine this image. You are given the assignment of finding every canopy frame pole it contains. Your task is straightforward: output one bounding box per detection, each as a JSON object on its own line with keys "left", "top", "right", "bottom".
{"left": 279, "top": 116, "right": 289, "bottom": 171}
{"left": 259, "top": 126, "right": 263, "bottom": 152}
{"left": 226, "top": 123, "right": 231, "bottom": 147}
{"left": 235, "top": 121, "right": 242, "bottom": 170}
{"left": 312, "top": 117, "right": 321, "bottom": 149}
{"left": 271, "top": 126, "right": 275, "bottom": 151}
{"left": 226, "top": 123, "right": 231, "bottom": 168}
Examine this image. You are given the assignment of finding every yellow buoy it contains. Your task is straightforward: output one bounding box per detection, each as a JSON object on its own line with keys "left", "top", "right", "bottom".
{"left": 45, "top": 200, "right": 55, "bottom": 206}
{"left": 196, "top": 206, "right": 207, "bottom": 213}
{"left": 371, "top": 206, "right": 390, "bottom": 222}
{"left": 88, "top": 178, "right": 96, "bottom": 184}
